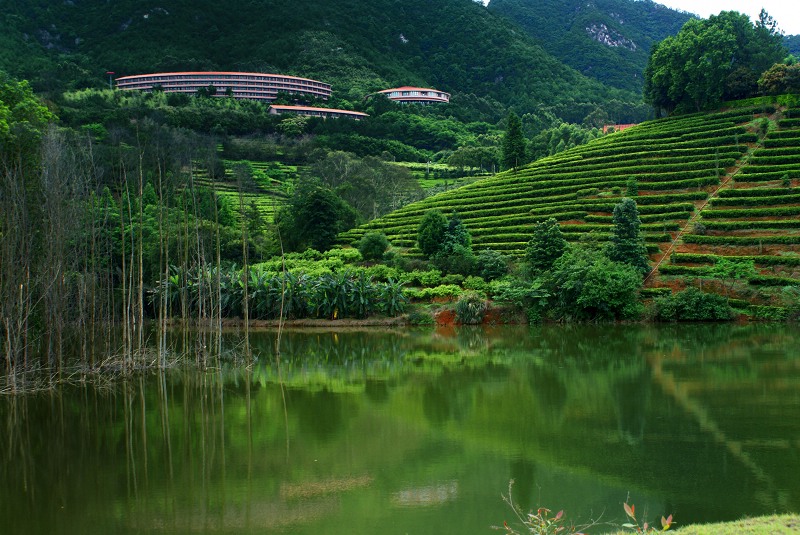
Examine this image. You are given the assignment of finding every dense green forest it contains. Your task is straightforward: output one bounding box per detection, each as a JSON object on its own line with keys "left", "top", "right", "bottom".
{"left": 2, "top": 0, "right": 800, "bottom": 375}
{"left": 1, "top": 0, "right": 652, "bottom": 125}
{"left": 488, "top": 0, "right": 693, "bottom": 93}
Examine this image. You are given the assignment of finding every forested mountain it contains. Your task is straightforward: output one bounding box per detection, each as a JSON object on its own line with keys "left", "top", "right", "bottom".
{"left": 1, "top": 0, "right": 651, "bottom": 124}
{"left": 786, "top": 35, "right": 800, "bottom": 57}
{"left": 487, "top": 0, "right": 693, "bottom": 93}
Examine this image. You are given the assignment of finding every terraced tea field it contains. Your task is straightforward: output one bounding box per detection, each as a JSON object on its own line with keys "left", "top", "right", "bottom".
{"left": 658, "top": 105, "right": 800, "bottom": 305}
{"left": 192, "top": 159, "right": 298, "bottom": 222}
{"left": 339, "top": 101, "right": 800, "bottom": 305}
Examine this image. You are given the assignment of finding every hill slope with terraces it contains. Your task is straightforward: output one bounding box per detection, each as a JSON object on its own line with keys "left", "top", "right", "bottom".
{"left": 339, "top": 97, "right": 800, "bottom": 308}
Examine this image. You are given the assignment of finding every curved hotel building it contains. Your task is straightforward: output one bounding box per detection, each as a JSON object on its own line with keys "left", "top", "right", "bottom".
{"left": 376, "top": 86, "right": 450, "bottom": 104}
{"left": 115, "top": 72, "right": 332, "bottom": 102}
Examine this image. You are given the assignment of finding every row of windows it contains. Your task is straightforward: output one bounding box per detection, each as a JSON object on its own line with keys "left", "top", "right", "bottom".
{"left": 118, "top": 74, "right": 329, "bottom": 89}
{"left": 389, "top": 91, "right": 446, "bottom": 98}
{"left": 118, "top": 82, "right": 328, "bottom": 95}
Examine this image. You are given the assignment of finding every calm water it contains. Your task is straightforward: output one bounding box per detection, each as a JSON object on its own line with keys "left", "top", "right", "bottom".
{"left": 2, "top": 324, "right": 800, "bottom": 534}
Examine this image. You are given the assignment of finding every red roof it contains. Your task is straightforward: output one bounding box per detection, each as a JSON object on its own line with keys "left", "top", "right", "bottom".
{"left": 269, "top": 105, "right": 368, "bottom": 116}
{"left": 379, "top": 86, "right": 449, "bottom": 94}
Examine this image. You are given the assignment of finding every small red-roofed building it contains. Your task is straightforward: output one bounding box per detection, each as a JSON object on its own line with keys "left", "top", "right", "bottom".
{"left": 603, "top": 123, "right": 638, "bottom": 134}
{"left": 268, "top": 105, "right": 368, "bottom": 120}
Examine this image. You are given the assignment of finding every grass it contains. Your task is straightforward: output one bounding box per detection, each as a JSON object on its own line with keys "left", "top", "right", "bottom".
{"left": 604, "top": 514, "right": 799, "bottom": 534}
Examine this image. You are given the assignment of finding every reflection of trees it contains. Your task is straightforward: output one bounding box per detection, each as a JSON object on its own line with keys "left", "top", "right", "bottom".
{"left": 364, "top": 379, "right": 389, "bottom": 403}
{"left": 510, "top": 458, "right": 537, "bottom": 510}
{"left": 611, "top": 369, "right": 651, "bottom": 445}
{"left": 423, "top": 383, "right": 452, "bottom": 427}
{"left": 531, "top": 325, "right": 650, "bottom": 369}
{"left": 289, "top": 388, "right": 348, "bottom": 442}
{"left": 528, "top": 364, "right": 568, "bottom": 419}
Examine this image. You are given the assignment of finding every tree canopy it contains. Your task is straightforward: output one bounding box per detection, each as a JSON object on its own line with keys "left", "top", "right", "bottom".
{"left": 644, "top": 10, "right": 785, "bottom": 114}
{"left": 607, "top": 198, "right": 650, "bottom": 275}
{"left": 501, "top": 112, "right": 526, "bottom": 171}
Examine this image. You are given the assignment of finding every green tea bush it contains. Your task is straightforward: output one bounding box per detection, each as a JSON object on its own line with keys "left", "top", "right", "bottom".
{"left": 683, "top": 235, "right": 800, "bottom": 245}
{"left": 323, "top": 247, "right": 362, "bottom": 263}
{"left": 405, "top": 284, "right": 463, "bottom": 300}
{"left": 476, "top": 248, "right": 510, "bottom": 281}
{"left": 652, "top": 287, "right": 733, "bottom": 321}
{"left": 357, "top": 231, "right": 390, "bottom": 261}
{"left": 400, "top": 269, "right": 443, "bottom": 287}
{"left": 463, "top": 275, "right": 489, "bottom": 292}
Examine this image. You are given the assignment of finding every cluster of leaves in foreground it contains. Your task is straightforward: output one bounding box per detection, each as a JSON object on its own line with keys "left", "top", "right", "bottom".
{"left": 151, "top": 266, "right": 406, "bottom": 319}
{"left": 496, "top": 480, "right": 673, "bottom": 534}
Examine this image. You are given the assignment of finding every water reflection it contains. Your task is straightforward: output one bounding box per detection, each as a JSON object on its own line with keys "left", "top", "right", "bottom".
{"left": 1, "top": 324, "right": 799, "bottom": 533}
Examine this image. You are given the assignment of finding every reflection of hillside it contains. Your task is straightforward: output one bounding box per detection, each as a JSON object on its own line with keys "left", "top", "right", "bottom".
{"left": 2, "top": 324, "right": 800, "bottom": 533}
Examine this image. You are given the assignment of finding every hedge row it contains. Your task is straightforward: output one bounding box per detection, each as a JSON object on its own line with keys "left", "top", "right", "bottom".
{"left": 763, "top": 138, "right": 800, "bottom": 148}
{"left": 737, "top": 163, "right": 800, "bottom": 174}
{"left": 551, "top": 151, "right": 742, "bottom": 171}
{"left": 637, "top": 192, "right": 708, "bottom": 204}
{"left": 702, "top": 206, "right": 800, "bottom": 218}
{"left": 733, "top": 170, "right": 800, "bottom": 182}
{"left": 751, "top": 147, "right": 800, "bottom": 157}
{"left": 708, "top": 193, "right": 800, "bottom": 206}
{"left": 637, "top": 203, "right": 696, "bottom": 214}
{"left": 572, "top": 139, "right": 747, "bottom": 160}
{"left": 671, "top": 253, "right": 800, "bottom": 267}
{"left": 521, "top": 160, "right": 736, "bottom": 181}
{"left": 585, "top": 210, "right": 692, "bottom": 223}
{"left": 701, "top": 220, "right": 800, "bottom": 230}
{"left": 640, "top": 287, "right": 673, "bottom": 297}
{"left": 639, "top": 176, "right": 719, "bottom": 190}
{"left": 683, "top": 234, "right": 800, "bottom": 245}
{"left": 717, "top": 187, "right": 797, "bottom": 198}
{"left": 748, "top": 155, "right": 800, "bottom": 165}
{"left": 778, "top": 118, "right": 800, "bottom": 128}
{"left": 658, "top": 269, "right": 800, "bottom": 287}
{"left": 747, "top": 275, "right": 800, "bottom": 286}
{"left": 659, "top": 265, "right": 712, "bottom": 275}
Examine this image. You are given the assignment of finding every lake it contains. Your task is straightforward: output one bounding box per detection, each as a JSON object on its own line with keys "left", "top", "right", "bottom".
{"left": 1, "top": 324, "right": 799, "bottom": 534}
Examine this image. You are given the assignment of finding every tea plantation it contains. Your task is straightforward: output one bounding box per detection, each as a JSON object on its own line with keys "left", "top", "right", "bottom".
{"left": 339, "top": 99, "right": 800, "bottom": 308}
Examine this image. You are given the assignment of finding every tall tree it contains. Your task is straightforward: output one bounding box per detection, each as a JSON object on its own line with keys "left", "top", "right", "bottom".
{"left": 275, "top": 179, "right": 359, "bottom": 252}
{"left": 607, "top": 198, "right": 650, "bottom": 275}
{"left": 416, "top": 209, "right": 449, "bottom": 258}
{"left": 501, "top": 112, "right": 526, "bottom": 171}
{"left": 644, "top": 11, "right": 785, "bottom": 114}
{"left": 525, "top": 218, "right": 567, "bottom": 276}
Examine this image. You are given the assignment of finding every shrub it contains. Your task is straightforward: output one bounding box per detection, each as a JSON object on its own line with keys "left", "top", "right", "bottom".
{"left": 526, "top": 218, "right": 567, "bottom": 276}
{"left": 323, "top": 247, "right": 363, "bottom": 263}
{"left": 653, "top": 287, "right": 733, "bottom": 321}
{"left": 454, "top": 291, "right": 488, "bottom": 324}
{"left": 547, "top": 247, "right": 644, "bottom": 321}
{"left": 463, "top": 275, "right": 489, "bottom": 293}
{"left": 476, "top": 248, "right": 510, "bottom": 281}
{"left": 358, "top": 231, "right": 390, "bottom": 261}
{"left": 491, "top": 278, "right": 550, "bottom": 323}
{"left": 407, "top": 309, "right": 435, "bottom": 325}
{"left": 405, "top": 284, "right": 463, "bottom": 300}
{"left": 607, "top": 198, "right": 650, "bottom": 275}
{"left": 433, "top": 243, "right": 477, "bottom": 276}
{"left": 417, "top": 209, "right": 448, "bottom": 257}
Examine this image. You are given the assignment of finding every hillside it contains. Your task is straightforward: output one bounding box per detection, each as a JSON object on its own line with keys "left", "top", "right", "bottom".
{"left": 3, "top": 0, "right": 647, "bottom": 124}
{"left": 340, "top": 96, "right": 800, "bottom": 308}
{"left": 488, "top": 0, "right": 693, "bottom": 93}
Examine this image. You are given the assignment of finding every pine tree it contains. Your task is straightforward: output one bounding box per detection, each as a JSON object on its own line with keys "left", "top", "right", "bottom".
{"left": 608, "top": 198, "right": 650, "bottom": 275}
{"left": 502, "top": 112, "right": 526, "bottom": 171}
